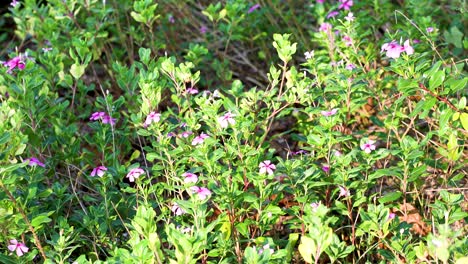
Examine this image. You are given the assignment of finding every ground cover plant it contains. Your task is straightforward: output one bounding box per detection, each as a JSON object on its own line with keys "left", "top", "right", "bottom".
{"left": 0, "top": 0, "right": 467, "bottom": 263}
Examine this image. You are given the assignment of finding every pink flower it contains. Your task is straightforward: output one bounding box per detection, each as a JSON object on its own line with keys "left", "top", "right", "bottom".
{"left": 338, "top": 186, "right": 350, "bottom": 197}
{"left": 381, "top": 40, "right": 413, "bottom": 59}
{"left": 26, "top": 157, "right": 45, "bottom": 167}
{"left": 186, "top": 87, "right": 199, "bottom": 94}
{"left": 90, "top": 112, "right": 116, "bottom": 125}
{"left": 91, "top": 166, "right": 107, "bottom": 177}
{"left": 190, "top": 186, "right": 211, "bottom": 200}
{"left": 8, "top": 239, "right": 29, "bottom": 256}
{"left": 361, "top": 140, "right": 376, "bottom": 153}
{"left": 218, "top": 111, "right": 236, "bottom": 128}
{"left": 403, "top": 39, "right": 414, "bottom": 55}
{"left": 259, "top": 160, "right": 276, "bottom": 175}
{"left": 321, "top": 108, "right": 338, "bottom": 117}
{"left": 258, "top": 244, "right": 274, "bottom": 254}
{"left": 345, "top": 64, "right": 356, "bottom": 70}
{"left": 191, "top": 132, "right": 209, "bottom": 145}
{"left": 345, "top": 12, "right": 355, "bottom": 22}
{"left": 334, "top": 150, "right": 342, "bottom": 156}
{"left": 247, "top": 3, "right": 261, "bottom": 13}
{"left": 168, "top": 16, "right": 175, "bottom": 23}
{"left": 310, "top": 202, "right": 320, "bottom": 212}
{"left": 10, "top": 0, "right": 19, "bottom": 8}
{"left": 3, "top": 55, "right": 25, "bottom": 73}
{"left": 338, "top": 0, "right": 353, "bottom": 10}
{"left": 182, "top": 172, "right": 198, "bottom": 183}
{"left": 181, "top": 131, "right": 193, "bottom": 138}
{"left": 326, "top": 11, "right": 339, "bottom": 19}
{"left": 343, "top": 35, "right": 353, "bottom": 46}
{"left": 171, "top": 203, "right": 186, "bottom": 215}
{"left": 144, "top": 111, "right": 161, "bottom": 127}
{"left": 426, "top": 27, "right": 434, "bottom": 33}
{"left": 200, "top": 26, "right": 208, "bottom": 34}
{"left": 388, "top": 212, "right": 396, "bottom": 220}
{"left": 319, "top": 23, "right": 332, "bottom": 32}
{"left": 126, "top": 168, "right": 144, "bottom": 182}
{"left": 317, "top": 0, "right": 325, "bottom": 3}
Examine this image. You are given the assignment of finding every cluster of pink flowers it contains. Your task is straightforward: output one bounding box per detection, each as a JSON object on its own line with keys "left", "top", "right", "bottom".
{"left": 8, "top": 239, "right": 28, "bottom": 256}
{"left": 90, "top": 112, "right": 116, "bottom": 125}
{"left": 381, "top": 40, "right": 414, "bottom": 59}
{"left": 126, "top": 168, "right": 144, "bottom": 182}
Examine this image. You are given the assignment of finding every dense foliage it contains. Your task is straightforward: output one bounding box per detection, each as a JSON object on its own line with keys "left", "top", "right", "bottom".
{"left": 0, "top": 0, "right": 467, "bottom": 263}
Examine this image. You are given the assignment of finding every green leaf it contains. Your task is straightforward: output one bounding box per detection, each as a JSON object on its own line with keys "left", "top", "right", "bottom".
{"left": 378, "top": 191, "right": 402, "bottom": 204}
{"left": 459, "top": 113, "right": 468, "bottom": 131}
{"left": 298, "top": 236, "right": 315, "bottom": 263}
{"left": 31, "top": 214, "right": 52, "bottom": 228}
{"left": 70, "top": 63, "right": 86, "bottom": 79}
{"left": 429, "top": 70, "right": 445, "bottom": 90}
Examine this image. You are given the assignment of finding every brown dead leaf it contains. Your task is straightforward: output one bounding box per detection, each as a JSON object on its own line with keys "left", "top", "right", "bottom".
{"left": 398, "top": 203, "right": 431, "bottom": 236}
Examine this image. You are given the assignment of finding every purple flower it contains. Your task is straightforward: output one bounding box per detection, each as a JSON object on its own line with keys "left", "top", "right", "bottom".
{"left": 326, "top": 11, "right": 339, "bottom": 19}
{"left": 361, "top": 140, "right": 376, "bottom": 153}
{"left": 91, "top": 166, "right": 107, "bottom": 177}
{"left": 247, "top": 3, "right": 261, "bottom": 13}
{"left": 8, "top": 239, "right": 28, "bottom": 256}
{"left": 191, "top": 132, "right": 209, "bottom": 145}
{"left": 3, "top": 55, "right": 25, "bottom": 73}
{"left": 218, "top": 111, "right": 236, "bottom": 128}
{"left": 345, "top": 64, "right": 356, "bottom": 70}
{"left": 388, "top": 212, "right": 396, "bottom": 220}
{"left": 168, "top": 15, "right": 175, "bottom": 23}
{"left": 345, "top": 12, "right": 355, "bottom": 22}
{"left": 126, "top": 168, "right": 144, "bottom": 182}
{"left": 144, "top": 111, "right": 161, "bottom": 127}
{"left": 426, "top": 27, "right": 434, "bottom": 33}
{"left": 338, "top": 0, "right": 353, "bottom": 10}
{"left": 259, "top": 160, "right": 276, "bottom": 175}
{"left": 321, "top": 108, "right": 338, "bottom": 117}
{"left": 171, "top": 203, "right": 186, "bottom": 215}
{"left": 167, "top": 132, "right": 176, "bottom": 138}
{"left": 26, "top": 157, "right": 45, "bottom": 167}
{"left": 186, "top": 87, "right": 199, "bottom": 95}
{"left": 90, "top": 112, "right": 116, "bottom": 125}
{"left": 200, "top": 26, "right": 208, "bottom": 34}
{"left": 190, "top": 186, "right": 211, "bottom": 200}
{"left": 182, "top": 172, "right": 198, "bottom": 183}
{"left": 319, "top": 22, "right": 332, "bottom": 32}
{"left": 291, "top": 150, "right": 308, "bottom": 156}
{"left": 338, "top": 186, "right": 350, "bottom": 197}
{"left": 322, "top": 165, "right": 330, "bottom": 173}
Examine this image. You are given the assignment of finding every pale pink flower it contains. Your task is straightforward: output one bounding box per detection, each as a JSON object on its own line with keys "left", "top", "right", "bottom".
{"left": 310, "top": 202, "right": 320, "bottom": 212}
{"left": 26, "top": 157, "right": 45, "bottom": 167}
{"left": 182, "top": 172, "right": 198, "bottom": 183}
{"left": 171, "top": 203, "right": 186, "bottom": 215}
{"left": 381, "top": 41, "right": 404, "bottom": 59}
{"left": 8, "top": 239, "right": 29, "bottom": 256}
{"left": 91, "top": 166, "right": 107, "bottom": 177}
{"left": 319, "top": 22, "right": 332, "bottom": 32}
{"left": 258, "top": 244, "right": 274, "bottom": 254}
{"left": 218, "top": 111, "right": 236, "bottom": 128}
{"left": 144, "top": 111, "right": 161, "bottom": 127}
{"left": 343, "top": 35, "right": 353, "bottom": 46}
{"left": 388, "top": 212, "right": 396, "bottom": 220}
{"left": 403, "top": 39, "right": 414, "bottom": 55}
{"left": 259, "top": 160, "right": 276, "bottom": 175}
{"left": 345, "top": 64, "right": 356, "bottom": 70}
{"left": 361, "top": 140, "right": 376, "bottom": 153}
{"left": 426, "top": 27, "right": 434, "bottom": 33}
{"left": 345, "top": 12, "right": 355, "bottom": 22}
{"left": 200, "top": 26, "right": 208, "bottom": 34}
{"left": 304, "top": 50, "right": 314, "bottom": 60}
{"left": 126, "top": 168, "right": 144, "bottom": 182}
{"left": 10, "top": 0, "right": 19, "bottom": 7}
{"left": 186, "top": 87, "right": 199, "bottom": 94}
{"left": 321, "top": 108, "right": 338, "bottom": 117}
{"left": 317, "top": 0, "right": 325, "bottom": 3}
{"left": 190, "top": 186, "right": 211, "bottom": 200}
{"left": 191, "top": 132, "right": 209, "bottom": 145}
{"left": 181, "top": 131, "right": 193, "bottom": 138}
{"left": 338, "top": 186, "right": 350, "bottom": 197}
{"left": 338, "top": 0, "right": 353, "bottom": 10}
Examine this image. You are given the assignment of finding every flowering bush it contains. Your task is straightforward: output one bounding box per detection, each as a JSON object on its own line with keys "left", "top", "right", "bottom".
{"left": 0, "top": 0, "right": 467, "bottom": 263}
